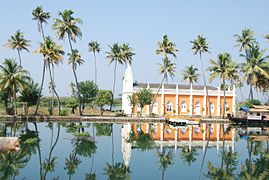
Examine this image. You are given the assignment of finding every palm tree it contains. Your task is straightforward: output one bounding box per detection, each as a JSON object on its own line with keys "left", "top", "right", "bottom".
{"left": 32, "top": 6, "right": 51, "bottom": 114}
{"left": 52, "top": 9, "right": 82, "bottom": 51}
{"left": 136, "top": 88, "right": 153, "bottom": 116}
{"left": 121, "top": 43, "right": 135, "bottom": 65}
{"left": 191, "top": 35, "right": 211, "bottom": 117}
{"left": 240, "top": 44, "right": 269, "bottom": 101}
{"left": 35, "top": 36, "right": 65, "bottom": 115}
{"left": 88, "top": 41, "right": 101, "bottom": 84}
{"left": 156, "top": 35, "right": 178, "bottom": 58}
{"left": 208, "top": 53, "right": 239, "bottom": 118}
{"left": 68, "top": 49, "right": 84, "bottom": 116}
{"left": 4, "top": 30, "right": 31, "bottom": 66}
{"left": 65, "top": 153, "right": 81, "bottom": 180}
{"left": 32, "top": 6, "right": 50, "bottom": 39}
{"left": 234, "top": 28, "right": 255, "bottom": 53}
{"left": 182, "top": 65, "right": 200, "bottom": 87}
{"left": 149, "top": 35, "right": 177, "bottom": 115}
{"left": 106, "top": 43, "right": 124, "bottom": 111}
{"left": 0, "top": 58, "right": 30, "bottom": 115}
{"left": 149, "top": 57, "right": 176, "bottom": 115}
{"left": 52, "top": 9, "right": 83, "bottom": 115}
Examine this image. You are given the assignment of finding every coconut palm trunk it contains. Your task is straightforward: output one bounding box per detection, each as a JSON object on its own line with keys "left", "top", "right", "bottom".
{"left": 13, "top": 86, "right": 17, "bottom": 115}
{"left": 149, "top": 76, "right": 165, "bottom": 115}
{"left": 35, "top": 61, "right": 46, "bottom": 114}
{"left": 35, "top": 21, "right": 46, "bottom": 115}
{"left": 222, "top": 79, "right": 226, "bottom": 119}
{"left": 110, "top": 60, "right": 118, "bottom": 111}
{"left": 17, "top": 49, "right": 22, "bottom": 67}
{"left": 199, "top": 52, "right": 212, "bottom": 117}
{"left": 48, "top": 63, "right": 61, "bottom": 115}
{"left": 249, "top": 84, "right": 253, "bottom": 101}
{"left": 68, "top": 35, "right": 82, "bottom": 116}
{"left": 94, "top": 52, "right": 97, "bottom": 84}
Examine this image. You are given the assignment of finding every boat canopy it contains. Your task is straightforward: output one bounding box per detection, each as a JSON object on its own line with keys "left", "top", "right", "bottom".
{"left": 239, "top": 106, "right": 250, "bottom": 112}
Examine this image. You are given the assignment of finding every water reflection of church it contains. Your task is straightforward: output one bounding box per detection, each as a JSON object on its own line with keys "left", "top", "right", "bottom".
{"left": 121, "top": 123, "right": 236, "bottom": 167}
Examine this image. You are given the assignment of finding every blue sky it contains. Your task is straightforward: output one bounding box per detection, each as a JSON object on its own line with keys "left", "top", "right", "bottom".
{"left": 0, "top": 0, "right": 269, "bottom": 98}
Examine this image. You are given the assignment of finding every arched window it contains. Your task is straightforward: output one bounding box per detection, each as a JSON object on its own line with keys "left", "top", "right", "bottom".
{"left": 194, "top": 102, "right": 201, "bottom": 115}
{"left": 225, "top": 102, "right": 229, "bottom": 111}
{"left": 210, "top": 103, "right": 214, "bottom": 113}
{"left": 166, "top": 101, "right": 173, "bottom": 112}
{"left": 153, "top": 100, "right": 158, "bottom": 114}
{"left": 181, "top": 101, "right": 187, "bottom": 112}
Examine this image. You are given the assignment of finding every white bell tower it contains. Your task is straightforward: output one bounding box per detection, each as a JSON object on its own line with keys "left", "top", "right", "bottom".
{"left": 122, "top": 62, "right": 134, "bottom": 115}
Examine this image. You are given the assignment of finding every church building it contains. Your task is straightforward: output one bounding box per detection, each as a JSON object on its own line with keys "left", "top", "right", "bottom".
{"left": 122, "top": 63, "right": 236, "bottom": 117}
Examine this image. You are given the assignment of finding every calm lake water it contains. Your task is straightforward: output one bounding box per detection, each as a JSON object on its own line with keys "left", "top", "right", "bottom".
{"left": 0, "top": 121, "right": 268, "bottom": 180}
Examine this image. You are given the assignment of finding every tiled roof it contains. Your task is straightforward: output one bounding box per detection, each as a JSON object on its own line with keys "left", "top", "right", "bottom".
{"left": 134, "top": 83, "right": 218, "bottom": 90}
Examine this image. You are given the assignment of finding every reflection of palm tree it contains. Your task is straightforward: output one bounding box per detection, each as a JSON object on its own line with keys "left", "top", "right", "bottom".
{"left": 94, "top": 123, "right": 112, "bottom": 136}
{"left": 0, "top": 150, "right": 30, "bottom": 179}
{"left": 180, "top": 147, "right": 198, "bottom": 166}
{"left": 156, "top": 148, "right": 173, "bottom": 180}
{"left": 42, "top": 123, "right": 61, "bottom": 180}
{"left": 65, "top": 153, "right": 81, "bottom": 180}
{"left": 206, "top": 148, "right": 237, "bottom": 179}
{"left": 103, "top": 162, "right": 130, "bottom": 180}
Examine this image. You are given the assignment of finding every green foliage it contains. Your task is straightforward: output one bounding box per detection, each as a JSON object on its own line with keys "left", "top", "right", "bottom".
{"left": 59, "top": 109, "right": 68, "bottom": 116}
{"left": 66, "top": 98, "right": 78, "bottom": 114}
{"left": 137, "top": 88, "right": 153, "bottom": 112}
{"left": 94, "top": 123, "right": 112, "bottom": 136}
{"left": 18, "top": 80, "right": 40, "bottom": 106}
{"left": 74, "top": 139, "right": 97, "bottom": 158}
{"left": 42, "top": 156, "right": 57, "bottom": 173}
{"left": 95, "top": 90, "right": 113, "bottom": 110}
{"left": 64, "top": 153, "right": 81, "bottom": 176}
{"left": 103, "top": 162, "right": 130, "bottom": 180}
{"left": 128, "top": 130, "right": 154, "bottom": 151}
{"left": 85, "top": 173, "right": 96, "bottom": 180}
{"left": 72, "top": 81, "right": 98, "bottom": 106}
{"left": 241, "top": 99, "right": 261, "bottom": 108}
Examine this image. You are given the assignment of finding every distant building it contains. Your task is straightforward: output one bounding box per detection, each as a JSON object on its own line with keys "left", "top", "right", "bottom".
{"left": 122, "top": 63, "right": 236, "bottom": 117}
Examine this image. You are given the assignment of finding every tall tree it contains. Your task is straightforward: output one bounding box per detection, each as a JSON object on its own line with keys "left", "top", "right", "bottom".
{"left": 53, "top": 9, "right": 83, "bottom": 116}
{"left": 32, "top": 6, "right": 50, "bottom": 39}
{"left": 182, "top": 65, "right": 200, "bottom": 86}
{"left": 4, "top": 30, "right": 31, "bottom": 67}
{"left": 32, "top": 6, "right": 51, "bottom": 114}
{"left": 149, "top": 35, "right": 178, "bottom": 115}
{"left": 191, "top": 35, "right": 212, "bottom": 117}
{"left": 208, "top": 53, "right": 239, "bottom": 118}
{"left": 234, "top": 28, "right": 255, "bottom": 53}
{"left": 106, "top": 43, "right": 124, "bottom": 111}
{"left": 156, "top": 35, "right": 178, "bottom": 58}
{"left": 88, "top": 41, "right": 101, "bottom": 84}
{"left": 240, "top": 44, "right": 269, "bottom": 101}
{"left": 35, "top": 36, "right": 65, "bottom": 115}
{"left": 68, "top": 49, "right": 84, "bottom": 116}
{"left": 149, "top": 57, "right": 176, "bottom": 115}
{"left": 121, "top": 43, "right": 135, "bottom": 65}
{"left": 0, "top": 58, "right": 30, "bottom": 115}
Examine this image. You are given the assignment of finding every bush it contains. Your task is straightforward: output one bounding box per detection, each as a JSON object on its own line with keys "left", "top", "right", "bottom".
{"left": 59, "top": 109, "right": 68, "bottom": 116}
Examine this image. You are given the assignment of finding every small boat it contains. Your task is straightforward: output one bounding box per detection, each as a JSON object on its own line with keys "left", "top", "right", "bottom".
{"left": 229, "top": 106, "right": 269, "bottom": 126}
{"left": 165, "top": 115, "right": 200, "bottom": 126}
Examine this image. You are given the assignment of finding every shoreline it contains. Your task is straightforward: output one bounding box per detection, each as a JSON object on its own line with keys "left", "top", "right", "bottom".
{"left": 0, "top": 115, "right": 232, "bottom": 124}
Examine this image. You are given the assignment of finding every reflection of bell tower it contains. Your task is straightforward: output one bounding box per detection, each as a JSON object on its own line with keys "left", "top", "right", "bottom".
{"left": 121, "top": 123, "right": 132, "bottom": 167}
{"left": 122, "top": 62, "right": 134, "bottom": 115}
